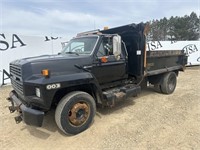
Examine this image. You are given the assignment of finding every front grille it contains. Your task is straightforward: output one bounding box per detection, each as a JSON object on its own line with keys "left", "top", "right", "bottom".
{"left": 10, "top": 65, "right": 22, "bottom": 78}
{"left": 10, "top": 64, "right": 23, "bottom": 94}
{"left": 11, "top": 79, "right": 23, "bottom": 94}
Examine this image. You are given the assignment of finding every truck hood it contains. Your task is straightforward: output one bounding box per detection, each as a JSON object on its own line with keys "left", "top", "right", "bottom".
{"left": 10, "top": 54, "right": 93, "bottom": 80}
{"left": 22, "top": 54, "right": 64, "bottom": 62}
{"left": 11, "top": 54, "right": 83, "bottom": 64}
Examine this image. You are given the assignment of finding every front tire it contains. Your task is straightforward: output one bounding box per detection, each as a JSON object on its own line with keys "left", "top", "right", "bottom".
{"left": 55, "top": 91, "right": 96, "bottom": 135}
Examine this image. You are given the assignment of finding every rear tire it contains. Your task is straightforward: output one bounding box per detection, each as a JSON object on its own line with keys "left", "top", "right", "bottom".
{"left": 160, "top": 72, "right": 177, "bottom": 94}
{"left": 55, "top": 91, "right": 96, "bottom": 135}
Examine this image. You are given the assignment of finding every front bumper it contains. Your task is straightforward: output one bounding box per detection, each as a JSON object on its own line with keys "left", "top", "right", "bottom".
{"left": 7, "top": 90, "right": 44, "bottom": 127}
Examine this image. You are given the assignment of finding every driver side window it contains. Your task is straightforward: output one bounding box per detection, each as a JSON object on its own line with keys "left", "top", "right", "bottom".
{"left": 97, "top": 38, "right": 113, "bottom": 57}
{"left": 97, "top": 43, "right": 106, "bottom": 57}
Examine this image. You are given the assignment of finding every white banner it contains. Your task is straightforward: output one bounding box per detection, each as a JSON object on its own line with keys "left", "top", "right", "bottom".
{"left": 0, "top": 33, "right": 67, "bottom": 85}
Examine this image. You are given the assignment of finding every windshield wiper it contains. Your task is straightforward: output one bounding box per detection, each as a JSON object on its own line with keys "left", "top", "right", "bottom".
{"left": 65, "top": 51, "right": 79, "bottom": 56}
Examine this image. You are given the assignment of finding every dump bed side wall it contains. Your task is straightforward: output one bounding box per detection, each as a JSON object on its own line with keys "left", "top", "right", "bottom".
{"left": 146, "top": 50, "right": 187, "bottom": 76}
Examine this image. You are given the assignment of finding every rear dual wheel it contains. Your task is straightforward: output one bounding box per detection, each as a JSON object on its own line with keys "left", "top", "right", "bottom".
{"left": 55, "top": 91, "right": 96, "bottom": 135}
{"left": 161, "top": 72, "right": 177, "bottom": 94}
{"left": 154, "top": 72, "right": 177, "bottom": 94}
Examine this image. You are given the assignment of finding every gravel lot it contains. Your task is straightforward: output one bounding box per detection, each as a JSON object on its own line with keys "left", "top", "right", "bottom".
{"left": 1, "top": 67, "right": 200, "bottom": 150}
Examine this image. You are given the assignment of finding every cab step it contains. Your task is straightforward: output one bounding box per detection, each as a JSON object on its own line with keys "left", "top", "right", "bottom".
{"left": 102, "top": 84, "right": 141, "bottom": 107}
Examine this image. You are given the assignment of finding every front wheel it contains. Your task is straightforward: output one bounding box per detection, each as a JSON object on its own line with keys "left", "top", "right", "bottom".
{"left": 55, "top": 91, "right": 96, "bottom": 135}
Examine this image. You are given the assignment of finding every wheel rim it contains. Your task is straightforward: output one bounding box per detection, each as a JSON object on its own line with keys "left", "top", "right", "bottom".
{"left": 68, "top": 102, "right": 90, "bottom": 126}
{"left": 168, "top": 75, "right": 176, "bottom": 91}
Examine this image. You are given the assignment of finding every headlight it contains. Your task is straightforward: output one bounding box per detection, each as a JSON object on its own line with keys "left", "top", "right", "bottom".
{"left": 35, "top": 88, "right": 41, "bottom": 97}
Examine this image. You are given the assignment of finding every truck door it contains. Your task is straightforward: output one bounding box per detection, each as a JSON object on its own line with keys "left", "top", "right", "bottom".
{"left": 91, "top": 37, "right": 127, "bottom": 85}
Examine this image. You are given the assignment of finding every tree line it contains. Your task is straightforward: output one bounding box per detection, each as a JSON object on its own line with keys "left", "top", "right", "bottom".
{"left": 147, "top": 12, "right": 200, "bottom": 41}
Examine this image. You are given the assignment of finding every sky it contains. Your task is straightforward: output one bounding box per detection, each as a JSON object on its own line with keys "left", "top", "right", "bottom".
{"left": 0, "top": 0, "right": 199, "bottom": 39}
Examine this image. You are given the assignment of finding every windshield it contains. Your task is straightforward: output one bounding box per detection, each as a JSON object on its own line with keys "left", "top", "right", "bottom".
{"left": 61, "top": 36, "right": 98, "bottom": 55}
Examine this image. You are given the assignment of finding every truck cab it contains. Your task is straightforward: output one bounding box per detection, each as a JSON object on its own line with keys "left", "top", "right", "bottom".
{"left": 7, "top": 23, "right": 187, "bottom": 135}
{"left": 61, "top": 34, "right": 127, "bottom": 85}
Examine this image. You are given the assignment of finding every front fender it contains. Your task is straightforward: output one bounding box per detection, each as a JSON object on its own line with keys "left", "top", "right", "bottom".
{"left": 23, "top": 72, "right": 102, "bottom": 110}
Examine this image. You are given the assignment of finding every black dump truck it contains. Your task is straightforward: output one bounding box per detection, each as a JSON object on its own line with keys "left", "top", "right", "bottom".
{"left": 7, "top": 23, "right": 187, "bottom": 135}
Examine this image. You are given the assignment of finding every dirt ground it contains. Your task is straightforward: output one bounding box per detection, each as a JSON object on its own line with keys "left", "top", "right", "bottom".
{"left": 0, "top": 67, "right": 200, "bottom": 150}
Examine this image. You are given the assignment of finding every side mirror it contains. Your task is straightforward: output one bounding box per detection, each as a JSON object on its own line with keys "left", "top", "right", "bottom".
{"left": 113, "top": 35, "right": 121, "bottom": 60}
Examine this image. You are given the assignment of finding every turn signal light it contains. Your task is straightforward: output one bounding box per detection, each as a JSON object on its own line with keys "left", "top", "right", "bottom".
{"left": 101, "top": 56, "right": 108, "bottom": 63}
{"left": 41, "top": 69, "right": 50, "bottom": 77}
